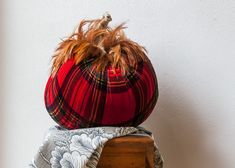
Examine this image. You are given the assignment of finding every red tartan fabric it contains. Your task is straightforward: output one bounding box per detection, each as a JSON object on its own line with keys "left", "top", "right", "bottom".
{"left": 44, "top": 57, "right": 158, "bottom": 129}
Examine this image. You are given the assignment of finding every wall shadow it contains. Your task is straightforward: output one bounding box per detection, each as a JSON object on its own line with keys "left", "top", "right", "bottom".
{"left": 143, "top": 68, "right": 227, "bottom": 168}
{"left": 0, "top": 0, "right": 5, "bottom": 167}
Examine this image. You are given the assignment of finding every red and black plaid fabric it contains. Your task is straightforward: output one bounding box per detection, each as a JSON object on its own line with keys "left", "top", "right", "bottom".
{"left": 44, "top": 57, "right": 158, "bottom": 129}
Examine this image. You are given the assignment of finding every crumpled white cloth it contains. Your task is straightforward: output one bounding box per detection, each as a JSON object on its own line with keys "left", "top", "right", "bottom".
{"left": 29, "top": 126, "right": 163, "bottom": 168}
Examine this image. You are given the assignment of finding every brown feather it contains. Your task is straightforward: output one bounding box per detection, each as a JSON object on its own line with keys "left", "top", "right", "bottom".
{"left": 50, "top": 17, "right": 148, "bottom": 77}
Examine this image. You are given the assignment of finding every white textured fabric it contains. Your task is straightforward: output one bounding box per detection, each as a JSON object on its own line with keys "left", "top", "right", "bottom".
{"left": 29, "top": 126, "right": 163, "bottom": 168}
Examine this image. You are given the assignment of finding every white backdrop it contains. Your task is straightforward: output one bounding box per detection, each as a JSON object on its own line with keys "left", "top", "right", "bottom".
{"left": 1, "top": 0, "right": 235, "bottom": 168}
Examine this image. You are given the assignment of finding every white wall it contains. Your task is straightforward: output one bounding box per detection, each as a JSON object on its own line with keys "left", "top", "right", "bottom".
{"left": 1, "top": 0, "right": 235, "bottom": 168}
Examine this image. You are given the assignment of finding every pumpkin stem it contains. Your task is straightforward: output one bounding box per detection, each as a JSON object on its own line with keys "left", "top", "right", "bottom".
{"left": 100, "top": 12, "right": 112, "bottom": 28}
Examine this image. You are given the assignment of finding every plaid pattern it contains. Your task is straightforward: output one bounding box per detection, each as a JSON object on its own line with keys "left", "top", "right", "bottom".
{"left": 44, "top": 57, "right": 158, "bottom": 129}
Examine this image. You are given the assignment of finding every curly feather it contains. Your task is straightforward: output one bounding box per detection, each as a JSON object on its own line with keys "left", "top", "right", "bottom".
{"left": 51, "top": 17, "right": 149, "bottom": 77}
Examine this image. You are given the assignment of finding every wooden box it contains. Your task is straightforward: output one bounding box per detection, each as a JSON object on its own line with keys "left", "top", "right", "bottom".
{"left": 97, "top": 135, "right": 154, "bottom": 168}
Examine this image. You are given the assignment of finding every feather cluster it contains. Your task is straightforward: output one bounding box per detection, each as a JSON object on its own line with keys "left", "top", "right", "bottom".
{"left": 51, "top": 18, "right": 149, "bottom": 77}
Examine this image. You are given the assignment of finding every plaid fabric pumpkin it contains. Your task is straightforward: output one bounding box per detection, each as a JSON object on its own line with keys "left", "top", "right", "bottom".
{"left": 44, "top": 57, "right": 158, "bottom": 129}
{"left": 44, "top": 15, "right": 159, "bottom": 129}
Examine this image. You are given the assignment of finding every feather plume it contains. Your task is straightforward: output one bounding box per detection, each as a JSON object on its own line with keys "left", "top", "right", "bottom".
{"left": 51, "top": 17, "right": 149, "bottom": 77}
